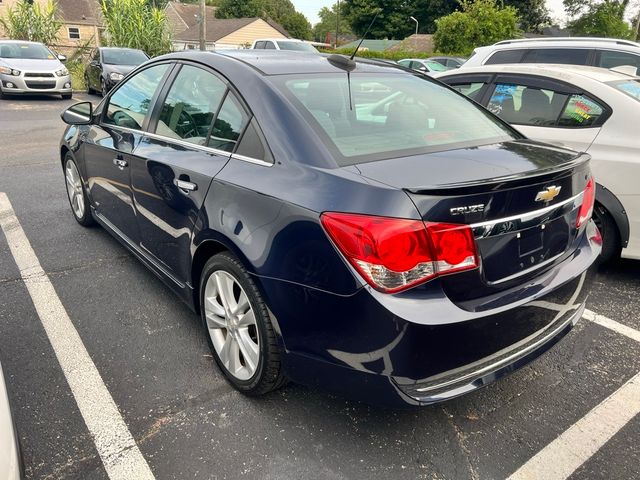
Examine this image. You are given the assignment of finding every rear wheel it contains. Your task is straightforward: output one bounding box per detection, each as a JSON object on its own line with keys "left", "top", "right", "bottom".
{"left": 592, "top": 203, "right": 621, "bottom": 264}
{"left": 200, "top": 252, "right": 286, "bottom": 395}
{"left": 85, "top": 74, "right": 94, "bottom": 94}
{"left": 64, "top": 153, "right": 94, "bottom": 227}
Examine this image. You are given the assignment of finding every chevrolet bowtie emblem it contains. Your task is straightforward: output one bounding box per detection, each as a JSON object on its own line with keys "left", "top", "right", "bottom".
{"left": 535, "top": 185, "right": 562, "bottom": 202}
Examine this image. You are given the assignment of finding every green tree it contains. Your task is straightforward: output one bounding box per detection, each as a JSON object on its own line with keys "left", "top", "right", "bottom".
{"left": 563, "top": 0, "right": 630, "bottom": 18}
{"left": 434, "top": 0, "right": 521, "bottom": 55}
{"left": 101, "top": 0, "right": 172, "bottom": 57}
{"left": 504, "top": 0, "right": 550, "bottom": 33}
{"left": 343, "top": 0, "right": 414, "bottom": 39}
{"left": 0, "top": 0, "right": 62, "bottom": 45}
{"left": 412, "top": 0, "right": 460, "bottom": 34}
{"left": 567, "top": 1, "right": 634, "bottom": 38}
{"left": 313, "top": 3, "right": 353, "bottom": 43}
{"left": 215, "top": 0, "right": 261, "bottom": 18}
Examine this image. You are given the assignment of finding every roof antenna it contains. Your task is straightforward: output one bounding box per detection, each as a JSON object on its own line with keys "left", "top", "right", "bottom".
{"left": 327, "top": 8, "right": 380, "bottom": 71}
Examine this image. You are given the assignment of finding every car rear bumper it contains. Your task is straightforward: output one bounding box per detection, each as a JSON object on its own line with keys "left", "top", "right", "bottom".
{"left": 259, "top": 221, "right": 601, "bottom": 407}
{"left": 1, "top": 73, "right": 72, "bottom": 95}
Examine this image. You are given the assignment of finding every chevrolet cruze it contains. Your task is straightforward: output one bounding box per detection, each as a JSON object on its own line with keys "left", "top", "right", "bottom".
{"left": 59, "top": 51, "right": 601, "bottom": 406}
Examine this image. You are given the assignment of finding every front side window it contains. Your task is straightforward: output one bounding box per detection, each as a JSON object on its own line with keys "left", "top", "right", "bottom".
{"left": 264, "top": 42, "right": 276, "bottom": 50}
{"left": 103, "top": 63, "right": 170, "bottom": 130}
{"left": 155, "top": 65, "right": 226, "bottom": 145}
{"left": 523, "top": 48, "right": 589, "bottom": 65}
{"left": 558, "top": 95, "right": 605, "bottom": 127}
{"left": 609, "top": 79, "right": 640, "bottom": 102}
{"left": 597, "top": 50, "right": 640, "bottom": 69}
{"left": 208, "top": 92, "right": 249, "bottom": 151}
{"left": 278, "top": 73, "right": 516, "bottom": 165}
{"left": 254, "top": 41, "right": 265, "bottom": 49}
{"left": 487, "top": 83, "right": 568, "bottom": 126}
{"left": 448, "top": 82, "right": 486, "bottom": 101}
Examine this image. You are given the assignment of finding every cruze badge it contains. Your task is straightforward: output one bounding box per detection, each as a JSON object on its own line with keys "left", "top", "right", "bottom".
{"left": 535, "top": 185, "right": 562, "bottom": 202}
{"left": 450, "top": 204, "right": 485, "bottom": 215}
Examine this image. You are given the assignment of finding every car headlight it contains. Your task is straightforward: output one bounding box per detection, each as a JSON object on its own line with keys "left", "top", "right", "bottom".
{"left": 55, "top": 67, "right": 69, "bottom": 77}
{"left": 109, "top": 72, "right": 124, "bottom": 81}
{"left": 0, "top": 66, "right": 21, "bottom": 76}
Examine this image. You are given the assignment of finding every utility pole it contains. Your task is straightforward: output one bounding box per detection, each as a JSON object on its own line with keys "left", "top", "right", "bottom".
{"left": 635, "top": 7, "right": 640, "bottom": 41}
{"left": 199, "top": 0, "right": 206, "bottom": 51}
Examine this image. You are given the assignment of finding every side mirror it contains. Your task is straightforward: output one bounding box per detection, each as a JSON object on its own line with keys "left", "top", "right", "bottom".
{"left": 61, "top": 102, "right": 93, "bottom": 125}
{"left": 58, "top": 54, "right": 67, "bottom": 62}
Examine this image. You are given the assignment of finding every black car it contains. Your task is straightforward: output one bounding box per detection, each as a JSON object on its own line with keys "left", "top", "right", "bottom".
{"left": 85, "top": 47, "right": 149, "bottom": 96}
{"left": 60, "top": 51, "right": 601, "bottom": 407}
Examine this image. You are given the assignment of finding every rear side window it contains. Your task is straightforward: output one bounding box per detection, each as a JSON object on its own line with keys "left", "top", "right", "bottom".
{"left": 523, "top": 48, "right": 590, "bottom": 65}
{"left": 448, "top": 82, "right": 486, "bottom": 101}
{"left": 597, "top": 50, "right": 640, "bottom": 69}
{"left": 485, "top": 49, "right": 526, "bottom": 65}
{"left": 103, "top": 64, "right": 169, "bottom": 130}
{"left": 154, "top": 65, "right": 227, "bottom": 145}
{"left": 235, "top": 119, "right": 272, "bottom": 162}
{"left": 265, "top": 41, "right": 276, "bottom": 50}
{"left": 278, "top": 73, "right": 515, "bottom": 165}
{"left": 558, "top": 95, "right": 605, "bottom": 127}
{"left": 208, "top": 92, "right": 249, "bottom": 152}
{"left": 487, "top": 83, "right": 568, "bottom": 127}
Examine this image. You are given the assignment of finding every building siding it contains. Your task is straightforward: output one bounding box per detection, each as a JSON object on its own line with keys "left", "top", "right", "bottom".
{"left": 216, "top": 19, "right": 286, "bottom": 47}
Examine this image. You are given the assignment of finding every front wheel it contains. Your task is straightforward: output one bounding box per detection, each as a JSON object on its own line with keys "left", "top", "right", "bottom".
{"left": 592, "top": 203, "right": 621, "bottom": 264}
{"left": 100, "top": 78, "right": 108, "bottom": 97}
{"left": 200, "top": 252, "right": 286, "bottom": 395}
{"left": 64, "top": 154, "right": 94, "bottom": 227}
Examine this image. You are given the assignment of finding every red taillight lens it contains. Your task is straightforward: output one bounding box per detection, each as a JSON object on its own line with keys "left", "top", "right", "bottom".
{"left": 577, "top": 177, "right": 595, "bottom": 228}
{"left": 320, "top": 213, "right": 479, "bottom": 293}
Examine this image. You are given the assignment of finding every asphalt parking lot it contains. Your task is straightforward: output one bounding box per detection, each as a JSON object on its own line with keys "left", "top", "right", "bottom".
{"left": 0, "top": 94, "right": 639, "bottom": 480}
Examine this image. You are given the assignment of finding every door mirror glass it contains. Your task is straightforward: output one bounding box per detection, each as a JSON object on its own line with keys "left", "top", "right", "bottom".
{"left": 61, "top": 102, "right": 93, "bottom": 125}
{"left": 58, "top": 54, "right": 67, "bottom": 62}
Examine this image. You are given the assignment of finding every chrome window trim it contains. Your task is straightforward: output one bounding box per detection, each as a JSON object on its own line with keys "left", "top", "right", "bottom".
{"left": 101, "top": 124, "right": 273, "bottom": 166}
{"left": 470, "top": 190, "right": 583, "bottom": 239}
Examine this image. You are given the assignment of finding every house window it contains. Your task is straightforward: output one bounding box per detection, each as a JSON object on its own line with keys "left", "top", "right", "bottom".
{"left": 68, "top": 27, "right": 80, "bottom": 40}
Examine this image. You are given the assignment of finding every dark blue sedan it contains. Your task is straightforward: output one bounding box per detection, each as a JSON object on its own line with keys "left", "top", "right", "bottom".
{"left": 59, "top": 51, "right": 601, "bottom": 407}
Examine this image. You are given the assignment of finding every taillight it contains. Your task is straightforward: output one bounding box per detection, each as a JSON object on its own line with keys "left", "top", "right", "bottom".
{"left": 320, "top": 212, "right": 479, "bottom": 293}
{"left": 576, "top": 177, "right": 595, "bottom": 228}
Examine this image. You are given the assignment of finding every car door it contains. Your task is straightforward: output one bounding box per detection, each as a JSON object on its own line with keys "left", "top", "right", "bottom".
{"left": 83, "top": 62, "right": 173, "bottom": 242}
{"left": 129, "top": 63, "right": 250, "bottom": 282}
{"left": 483, "top": 74, "right": 608, "bottom": 152}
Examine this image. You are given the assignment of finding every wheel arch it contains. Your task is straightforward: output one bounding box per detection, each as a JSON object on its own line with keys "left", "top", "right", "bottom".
{"left": 596, "top": 182, "right": 629, "bottom": 248}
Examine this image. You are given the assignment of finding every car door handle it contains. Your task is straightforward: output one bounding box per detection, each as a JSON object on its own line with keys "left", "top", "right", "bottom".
{"left": 174, "top": 178, "right": 197, "bottom": 193}
{"left": 113, "top": 158, "right": 128, "bottom": 170}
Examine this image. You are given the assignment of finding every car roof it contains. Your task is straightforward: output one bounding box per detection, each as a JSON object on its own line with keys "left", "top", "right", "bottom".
{"left": 493, "top": 37, "right": 640, "bottom": 48}
{"left": 434, "top": 63, "right": 639, "bottom": 83}
{"left": 172, "top": 50, "right": 406, "bottom": 76}
{"left": 254, "top": 38, "right": 301, "bottom": 42}
{"left": 99, "top": 47, "right": 144, "bottom": 51}
{"left": 0, "top": 40, "right": 44, "bottom": 45}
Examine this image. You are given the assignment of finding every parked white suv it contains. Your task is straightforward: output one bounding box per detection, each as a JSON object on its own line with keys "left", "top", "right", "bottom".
{"left": 250, "top": 38, "right": 317, "bottom": 53}
{"left": 464, "top": 38, "right": 640, "bottom": 71}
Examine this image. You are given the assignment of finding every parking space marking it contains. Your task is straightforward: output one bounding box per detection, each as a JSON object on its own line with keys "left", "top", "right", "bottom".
{"left": 509, "top": 370, "right": 640, "bottom": 480}
{"left": 583, "top": 309, "right": 640, "bottom": 343}
{"left": 0, "top": 192, "right": 156, "bottom": 480}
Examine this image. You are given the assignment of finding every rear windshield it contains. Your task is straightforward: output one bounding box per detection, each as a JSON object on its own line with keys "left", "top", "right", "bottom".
{"left": 609, "top": 79, "right": 640, "bottom": 102}
{"left": 0, "top": 42, "right": 56, "bottom": 60}
{"left": 276, "top": 73, "right": 516, "bottom": 165}
{"left": 276, "top": 41, "right": 317, "bottom": 52}
{"left": 103, "top": 49, "right": 149, "bottom": 65}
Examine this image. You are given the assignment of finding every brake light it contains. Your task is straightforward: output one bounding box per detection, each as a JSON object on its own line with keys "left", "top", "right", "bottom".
{"left": 320, "top": 213, "right": 478, "bottom": 293}
{"left": 576, "top": 177, "right": 595, "bottom": 228}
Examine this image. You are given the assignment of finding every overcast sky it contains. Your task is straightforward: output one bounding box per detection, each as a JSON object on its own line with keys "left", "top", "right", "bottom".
{"left": 293, "top": 0, "right": 568, "bottom": 26}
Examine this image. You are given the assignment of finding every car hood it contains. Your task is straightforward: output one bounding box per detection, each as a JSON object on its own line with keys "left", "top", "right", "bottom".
{"left": 349, "top": 139, "right": 585, "bottom": 191}
{"left": 0, "top": 57, "right": 62, "bottom": 71}
{"left": 103, "top": 64, "right": 138, "bottom": 75}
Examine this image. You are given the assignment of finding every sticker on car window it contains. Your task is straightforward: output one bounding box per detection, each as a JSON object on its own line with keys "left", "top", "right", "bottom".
{"left": 495, "top": 84, "right": 517, "bottom": 95}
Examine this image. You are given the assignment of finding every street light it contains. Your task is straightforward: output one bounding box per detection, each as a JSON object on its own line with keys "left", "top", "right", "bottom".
{"left": 409, "top": 16, "right": 418, "bottom": 36}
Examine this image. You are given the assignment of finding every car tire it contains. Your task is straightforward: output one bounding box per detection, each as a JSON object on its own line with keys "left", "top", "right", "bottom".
{"left": 85, "top": 74, "right": 94, "bottom": 94}
{"left": 200, "top": 252, "right": 287, "bottom": 396}
{"left": 63, "top": 153, "right": 95, "bottom": 227}
{"left": 593, "top": 203, "right": 621, "bottom": 264}
{"left": 100, "top": 78, "right": 107, "bottom": 97}
{"left": 62, "top": 92, "right": 72, "bottom": 100}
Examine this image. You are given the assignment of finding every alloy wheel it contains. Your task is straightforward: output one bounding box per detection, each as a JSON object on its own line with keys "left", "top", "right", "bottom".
{"left": 204, "top": 270, "right": 260, "bottom": 381}
{"left": 65, "top": 160, "right": 85, "bottom": 219}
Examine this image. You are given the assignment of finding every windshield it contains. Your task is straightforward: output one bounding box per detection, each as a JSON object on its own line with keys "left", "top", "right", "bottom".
{"left": 609, "top": 79, "right": 640, "bottom": 102}
{"left": 276, "top": 41, "right": 317, "bottom": 52}
{"left": 425, "top": 60, "right": 447, "bottom": 72}
{"left": 0, "top": 42, "right": 56, "bottom": 60}
{"left": 278, "top": 73, "right": 515, "bottom": 165}
{"left": 102, "top": 49, "right": 149, "bottom": 66}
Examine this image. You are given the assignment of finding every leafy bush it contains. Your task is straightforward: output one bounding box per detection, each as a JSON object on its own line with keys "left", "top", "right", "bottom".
{"left": 318, "top": 48, "right": 467, "bottom": 61}
{"left": 100, "top": 0, "right": 172, "bottom": 57}
{"left": 0, "top": 0, "right": 62, "bottom": 45}
{"left": 434, "top": 0, "right": 521, "bottom": 56}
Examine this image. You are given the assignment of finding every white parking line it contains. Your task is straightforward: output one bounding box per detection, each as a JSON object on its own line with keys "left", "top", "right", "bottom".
{"left": 583, "top": 309, "right": 640, "bottom": 343}
{"left": 508, "top": 370, "right": 640, "bottom": 480}
{"left": 0, "top": 193, "right": 155, "bottom": 480}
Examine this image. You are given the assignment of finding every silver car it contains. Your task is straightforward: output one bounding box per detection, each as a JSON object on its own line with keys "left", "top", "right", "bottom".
{"left": 0, "top": 40, "right": 72, "bottom": 99}
{"left": 0, "top": 361, "right": 21, "bottom": 480}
